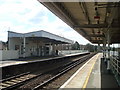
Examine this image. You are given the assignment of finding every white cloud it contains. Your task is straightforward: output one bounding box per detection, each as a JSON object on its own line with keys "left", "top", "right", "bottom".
{"left": 0, "top": 0, "right": 90, "bottom": 45}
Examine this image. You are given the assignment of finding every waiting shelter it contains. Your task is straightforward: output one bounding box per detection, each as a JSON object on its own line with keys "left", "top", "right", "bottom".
{"left": 8, "top": 30, "right": 73, "bottom": 58}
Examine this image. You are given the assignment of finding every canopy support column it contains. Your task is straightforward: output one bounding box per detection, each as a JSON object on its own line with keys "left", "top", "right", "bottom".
{"left": 107, "top": 30, "right": 111, "bottom": 71}
{"left": 103, "top": 40, "right": 107, "bottom": 62}
{"left": 23, "top": 35, "right": 26, "bottom": 58}
{"left": 97, "top": 43, "right": 100, "bottom": 52}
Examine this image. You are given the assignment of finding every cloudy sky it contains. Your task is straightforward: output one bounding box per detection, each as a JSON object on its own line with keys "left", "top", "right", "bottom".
{"left": 0, "top": 0, "right": 91, "bottom": 45}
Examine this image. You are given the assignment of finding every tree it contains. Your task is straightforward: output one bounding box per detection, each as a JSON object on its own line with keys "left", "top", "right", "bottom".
{"left": 72, "top": 41, "right": 80, "bottom": 50}
{"left": 85, "top": 43, "right": 95, "bottom": 52}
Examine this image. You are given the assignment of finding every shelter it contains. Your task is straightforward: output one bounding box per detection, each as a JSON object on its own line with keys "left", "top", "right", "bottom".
{"left": 39, "top": 2, "right": 120, "bottom": 44}
{"left": 8, "top": 30, "right": 73, "bottom": 57}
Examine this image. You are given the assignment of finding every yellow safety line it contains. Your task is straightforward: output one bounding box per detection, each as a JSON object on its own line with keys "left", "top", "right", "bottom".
{"left": 82, "top": 54, "right": 99, "bottom": 89}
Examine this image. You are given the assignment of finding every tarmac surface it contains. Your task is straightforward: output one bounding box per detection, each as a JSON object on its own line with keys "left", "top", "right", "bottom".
{"left": 59, "top": 53, "right": 119, "bottom": 89}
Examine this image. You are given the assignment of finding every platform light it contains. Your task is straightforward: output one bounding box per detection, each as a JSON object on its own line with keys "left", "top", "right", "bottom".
{"left": 94, "top": 16, "right": 100, "bottom": 20}
{"left": 106, "top": 12, "right": 110, "bottom": 17}
{"left": 94, "top": 7, "right": 100, "bottom": 21}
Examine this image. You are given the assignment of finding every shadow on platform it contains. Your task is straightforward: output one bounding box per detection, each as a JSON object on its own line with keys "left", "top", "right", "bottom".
{"left": 101, "top": 59, "right": 119, "bottom": 89}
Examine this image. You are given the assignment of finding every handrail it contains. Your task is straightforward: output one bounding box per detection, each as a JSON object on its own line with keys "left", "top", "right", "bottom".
{"left": 112, "top": 56, "right": 120, "bottom": 62}
{"left": 110, "top": 56, "right": 120, "bottom": 75}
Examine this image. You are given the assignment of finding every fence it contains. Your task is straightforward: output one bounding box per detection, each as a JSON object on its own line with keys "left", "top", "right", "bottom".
{"left": 110, "top": 56, "right": 120, "bottom": 86}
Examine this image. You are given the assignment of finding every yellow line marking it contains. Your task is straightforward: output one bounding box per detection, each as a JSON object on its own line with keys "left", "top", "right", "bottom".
{"left": 82, "top": 54, "right": 99, "bottom": 89}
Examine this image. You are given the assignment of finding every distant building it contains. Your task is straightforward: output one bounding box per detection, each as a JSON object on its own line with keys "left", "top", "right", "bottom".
{"left": 79, "top": 44, "right": 86, "bottom": 50}
{"left": 0, "top": 41, "right": 2, "bottom": 50}
{"left": 0, "top": 41, "right": 7, "bottom": 50}
{"left": 8, "top": 30, "right": 73, "bottom": 57}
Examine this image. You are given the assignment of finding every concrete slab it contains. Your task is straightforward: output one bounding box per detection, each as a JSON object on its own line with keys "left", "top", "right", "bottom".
{"left": 87, "top": 53, "right": 119, "bottom": 88}
{"left": 59, "top": 53, "right": 119, "bottom": 89}
{"left": 59, "top": 53, "right": 101, "bottom": 89}
{"left": 86, "top": 53, "right": 102, "bottom": 88}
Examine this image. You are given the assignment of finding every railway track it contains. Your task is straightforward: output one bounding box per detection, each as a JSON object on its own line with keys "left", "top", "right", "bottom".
{"left": 0, "top": 53, "right": 95, "bottom": 90}
{"left": 32, "top": 53, "right": 95, "bottom": 90}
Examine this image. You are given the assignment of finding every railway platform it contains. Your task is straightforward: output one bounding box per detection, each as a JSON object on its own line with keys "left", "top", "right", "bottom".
{"left": 59, "top": 53, "right": 119, "bottom": 89}
{"left": 0, "top": 55, "right": 57, "bottom": 67}
{"left": 0, "top": 52, "right": 88, "bottom": 67}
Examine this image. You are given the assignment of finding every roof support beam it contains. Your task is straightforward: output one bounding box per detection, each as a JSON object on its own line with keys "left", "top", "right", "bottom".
{"left": 73, "top": 24, "right": 119, "bottom": 28}
{"left": 39, "top": 2, "right": 77, "bottom": 27}
{"left": 79, "top": 2, "right": 90, "bottom": 24}
{"left": 74, "top": 24, "right": 107, "bottom": 28}
{"left": 89, "top": 34, "right": 105, "bottom": 37}
{"left": 54, "top": 2, "right": 78, "bottom": 25}
{"left": 91, "top": 40, "right": 103, "bottom": 44}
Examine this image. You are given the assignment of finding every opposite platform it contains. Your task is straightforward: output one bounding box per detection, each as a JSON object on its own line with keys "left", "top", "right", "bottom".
{"left": 0, "top": 52, "right": 88, "bottom": 67}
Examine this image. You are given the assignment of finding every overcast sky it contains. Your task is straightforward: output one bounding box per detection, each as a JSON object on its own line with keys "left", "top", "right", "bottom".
{"left": 0, "top": 0, "right": 91, "bottom": 45}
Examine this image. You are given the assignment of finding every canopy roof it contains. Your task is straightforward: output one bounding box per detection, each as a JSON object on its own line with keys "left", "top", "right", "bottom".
{"left": 8, "top": 30, "right": 73, "bottom": 44}
{"left": 39, "top": 2, "right": 120, "bottom": 44}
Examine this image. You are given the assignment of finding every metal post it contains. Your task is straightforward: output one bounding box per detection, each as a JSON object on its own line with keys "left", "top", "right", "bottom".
{"left": 103, "top": 41, "right": 106, "bottom": 60}
{"left": 49, "top": 43, "right": 52, "bottom": 56}
{"left": 8, "top": 31, "right": 10, "bottom": 50}
{"left": 37, "top": 40, "right": 39, "bottom": 56}
{"left": 102, "top": 43, "right": 104, "bottom": 59}
{"left": 23, "top": 35, "right": 26, "bottom": 58}
{"left": 107, "top": 44, "right": 110, "bottom": 70}
{"left": 117, "top": 44, "right": 120, "bottom": 77}
{"left": 117, "top": 54, "right": 118, "bottom": 77}
{"left": 98, "top": 43, "right": 100, "bottom": 52}
{"left": 107, "top": 30, "right": 110, "bottom": 70}
{"left": 52, "top": 44, "right": 56, "bottom": 55}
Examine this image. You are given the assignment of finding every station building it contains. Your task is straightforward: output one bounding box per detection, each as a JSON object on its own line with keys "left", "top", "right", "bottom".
{"left": 0, "top": 41, "right": 7, "bottom": 50}
{"left": 0, "top": 41, "right": 3, "bottom": 50}
{"left": 8, "top": 30, "right": 73, "bottom": 58}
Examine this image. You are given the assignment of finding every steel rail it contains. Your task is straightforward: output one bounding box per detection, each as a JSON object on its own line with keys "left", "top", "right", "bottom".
{"left": 32, "top": 53, "right": 95, "bottom": 90}
{"left": 0, "top": 53, "right": 95, "bottom": 90}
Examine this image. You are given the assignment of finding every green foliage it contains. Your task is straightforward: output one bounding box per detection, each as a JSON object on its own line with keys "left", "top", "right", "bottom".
{"left": 72, "top": 41, "right": 80, "bottom": 50}
{"left": 84, "top": 43, "right": 101, "bottom": 52}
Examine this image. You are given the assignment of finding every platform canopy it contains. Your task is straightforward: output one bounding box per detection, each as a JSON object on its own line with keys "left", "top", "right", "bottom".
{"left": 8, "top": 30, "right": 73, "bottom": 44}
{"left": 39, "top": 1, "right": 120, "bottom": 44}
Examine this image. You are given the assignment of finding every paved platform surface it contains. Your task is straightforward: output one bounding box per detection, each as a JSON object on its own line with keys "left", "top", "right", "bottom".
{"left": 59, "top": 53, "right": 119, "bottom": 89}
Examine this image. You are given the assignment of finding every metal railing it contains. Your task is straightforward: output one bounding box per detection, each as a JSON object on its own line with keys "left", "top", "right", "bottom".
{"left": 110, "top": 56, "right": 120, "bottom": 86}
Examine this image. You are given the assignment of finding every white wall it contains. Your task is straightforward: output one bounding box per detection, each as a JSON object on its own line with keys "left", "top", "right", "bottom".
{"left": 0, "top": 42, "right": 2, "bottom": 50}
{"left": 9, "top": 37, "right": 22, "bottom": 50}
{"left": 0, "top": 51, "right": 2, "bottom": 60}
{"left": 0, "top": 50, "right": 19, "bottom": 60}
{"left": 8, "top": 37, "right": 60, "bottom": 57}
{"left": 58, "top": 50, "right": 88, "bottom": 56}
